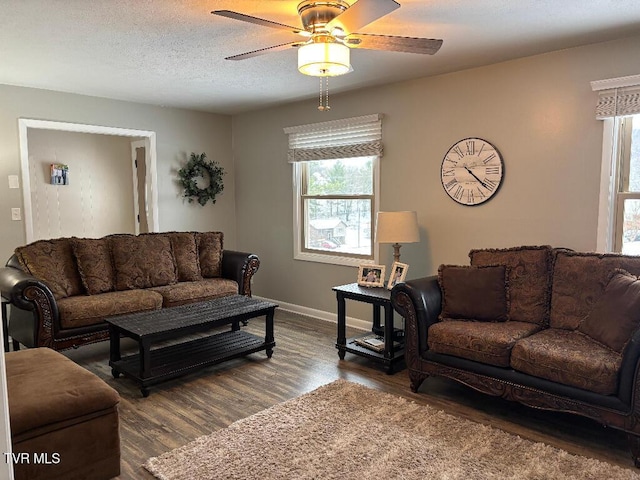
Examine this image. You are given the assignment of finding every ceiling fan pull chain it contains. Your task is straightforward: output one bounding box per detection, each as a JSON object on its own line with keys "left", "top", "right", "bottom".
{"left": 318, "top": 76, "right": 331, "bottom": 111}
{"left": 325, "top": 76, "right": 330, "bottom": 111}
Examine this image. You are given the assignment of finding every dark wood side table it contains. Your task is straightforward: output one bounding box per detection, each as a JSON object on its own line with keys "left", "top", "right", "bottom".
{"left": 333, "top": 283, "right": 404, "bottom": 374}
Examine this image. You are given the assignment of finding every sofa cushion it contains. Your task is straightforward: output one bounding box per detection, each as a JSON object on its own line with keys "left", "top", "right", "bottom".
{"left": 110, "top": 234, "right": 177, "bottom": 290}
{"left": 578, "top": 270, "right": 640, "bottom": 352}
{"left": 149, "top": 279, "right": 239, "bottom": 308}
{"left": 71, "top": 237, "right": 116, "bottom": 295}
{"left": 428, "top": 320, "right": 541, "bottom": 367}
{"left": 14, "top": 238, "right": 84, "bottom": 299}
{"left": 510, "top": 329, "right": 622, "bottom": 395}
{"left": 196, "top": 232, "right": 223, "bottom": 278}
{"left": 438, "top": 264, "right": 509, "bottom": 322}
{"left": 168, "top": 232, "right": 202, "bottom": 282}
{"left": 550, "top": 251, "right": 640, "bottom": 330}
{"left": 57, "top": 289, "right": 163, "bottom": 329}
{"left": 469, "top": 245, "right": 552, "bottom": 325}
{"left": 5, "top": 348, "right": 120, "bottom": 438}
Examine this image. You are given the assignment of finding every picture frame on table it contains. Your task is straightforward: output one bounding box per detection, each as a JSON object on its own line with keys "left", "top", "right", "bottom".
{"left": 357, "top": 265, "right": 386, "bottom": 288}
{"left": 387, "top": 262, "right": 409, "bottom": 290}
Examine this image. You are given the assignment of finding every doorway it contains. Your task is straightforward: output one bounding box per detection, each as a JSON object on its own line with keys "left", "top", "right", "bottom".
{"left": 18, "top": 119, "right": 159, "bottom": 242}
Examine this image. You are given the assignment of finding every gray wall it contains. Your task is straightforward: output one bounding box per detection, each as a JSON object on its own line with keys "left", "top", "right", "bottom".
{"left": 232, "top": 34, "right": 640, "bottom": 317}
{"left": 0, "top": 85, "right": 236, "bottom": 262}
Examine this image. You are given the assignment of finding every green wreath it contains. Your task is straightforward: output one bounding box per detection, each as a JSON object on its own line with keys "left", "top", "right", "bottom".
{"left": 178, "top": 152, "right": 225, "bottom": 206}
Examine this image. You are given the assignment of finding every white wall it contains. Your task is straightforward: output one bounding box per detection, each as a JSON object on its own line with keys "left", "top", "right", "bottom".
{"left": 27, "top": 130, "right": 136, "bottom": 240}
{"left": 232, "top": 34, "right": 640, "bottom": 318}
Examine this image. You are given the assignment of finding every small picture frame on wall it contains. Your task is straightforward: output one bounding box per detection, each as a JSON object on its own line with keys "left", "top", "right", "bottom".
{"left": 387, "top": 262, "right": 409, "bottom": 290}
{"left": 50, "top": 164, "right": 69, "bottom": 185}
{"left": 357, "top": 265, "right": 386, "bottom": 288}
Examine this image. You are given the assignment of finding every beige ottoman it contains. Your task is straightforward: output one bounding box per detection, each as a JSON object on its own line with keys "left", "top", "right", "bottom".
{"left": 5, "top": 348, "right": 120, "bottom": 480}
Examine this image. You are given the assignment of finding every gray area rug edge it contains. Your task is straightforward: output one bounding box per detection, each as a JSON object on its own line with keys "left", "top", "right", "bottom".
{"left": 144, "top": 379, "right": 640, "bottom": 480}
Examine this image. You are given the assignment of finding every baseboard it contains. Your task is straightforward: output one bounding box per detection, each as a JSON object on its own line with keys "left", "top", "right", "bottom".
{"left": 254, "top": 296, "right": 370, "bottom": 332}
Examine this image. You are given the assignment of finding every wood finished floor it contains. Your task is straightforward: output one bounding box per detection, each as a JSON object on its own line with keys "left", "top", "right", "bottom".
{"left": 63, "top": 310, "right": 636, "bottom": 479}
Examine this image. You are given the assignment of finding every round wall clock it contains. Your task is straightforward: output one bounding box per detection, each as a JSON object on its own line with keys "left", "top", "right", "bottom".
{"left": 440, "top": 137, "right": 504, "bottom": 206}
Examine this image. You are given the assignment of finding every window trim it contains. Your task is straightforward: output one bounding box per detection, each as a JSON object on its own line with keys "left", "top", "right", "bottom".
{"left": 292, "top": 158, "right": 380, "bottom": 266}
{"left": 597, "top": 116, "right": 640, "bottom": 252}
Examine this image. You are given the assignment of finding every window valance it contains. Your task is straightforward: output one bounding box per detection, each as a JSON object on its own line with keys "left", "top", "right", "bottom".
{"left": 592, "top": 74, "right": 640, "bottom": 119}
{"left": 284, "top": 114, "right": 383, "bottom": 162}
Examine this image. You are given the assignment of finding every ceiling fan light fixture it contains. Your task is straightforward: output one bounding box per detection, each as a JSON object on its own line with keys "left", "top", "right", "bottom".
{"left": 297, "top": 41, "right": 350, "bottom": 77}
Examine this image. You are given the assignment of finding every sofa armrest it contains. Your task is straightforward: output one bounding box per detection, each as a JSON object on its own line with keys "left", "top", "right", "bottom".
{"left": 391, "top": 276, "right": 441, "bottom": 356}
{"left": 618, "top": 328, "right": 640, "bottom": 406}
{"left": 0, "top": 264, "right": 60, "bottom": 349}
{"left": 221, "top": 251, "right": 260, "bottom": 296}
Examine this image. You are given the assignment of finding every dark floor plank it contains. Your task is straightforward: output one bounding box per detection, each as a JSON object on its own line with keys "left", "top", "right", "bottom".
{"left": 63, "top": 310, "right": 635, "bottom": 479}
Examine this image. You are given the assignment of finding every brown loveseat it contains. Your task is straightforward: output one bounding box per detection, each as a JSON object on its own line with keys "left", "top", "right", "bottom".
{"left": 0, "top": 231, "right": 260, "bottom": 351}
{"left": 390, "top": 245, "right": 640, "bottom": 466}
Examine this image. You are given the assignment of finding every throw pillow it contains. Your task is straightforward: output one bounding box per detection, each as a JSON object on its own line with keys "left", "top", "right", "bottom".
{"left": 578, "top": 269, "right": 640, "bottom": 352}
{"left": 15, "top": 238, "right": 84, "bottom": 299}
{"left": 168, "top": 232, "right": 202, "bottom": 282}
{"left": 469, "top": 245, "right": 552, "bottom": 325}
{"left": 196, "top": 232, "right": 224, "bottom": 278}
{"left": 110, "top": 234, "right": 177, "bottom": 290}
{"left": 71, "top": 237, "right": 116, "bottom": 295}
{"left": 438, "top": 264, "right": 509, "bottom": 322}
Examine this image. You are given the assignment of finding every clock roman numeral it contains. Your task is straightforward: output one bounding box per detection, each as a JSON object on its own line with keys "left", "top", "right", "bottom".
{"left": 453, "top": 185, "right": 464, "bottom": 200}
{"left": 444, "top": 156, "right": 458, "bottom": 166}
{"left": 442, "top": 168, "right": 455, "bottom": 177}
{"left": 467, "top": 190, "right": 475, "bottom": 204}
{"left": 485, "top": 166, "right": 500, "bottom": 175}
{"left": 444, "top": 178, "right": 458, "bottom": 190}
{"left": 482, "top": 153, "right": 497, "bottom": 165}
{"left": 477, "top": 142, "right": 486, "bottom": 157}
{"left": 483, "top": 178, "right": 498, "bottom": 191}
{"left": 476, "top": 187, "right": 486, "bottom": 198}
{"left": 452, "top": 145, "right": 464, "bottom": 160}
{"left": 466, "top": 140, "right": 475, "bottom": 156}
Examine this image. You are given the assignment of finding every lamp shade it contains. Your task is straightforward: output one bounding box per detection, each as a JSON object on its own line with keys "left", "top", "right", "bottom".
{"left": 375, "top": 211, "right": 420, "bottom": 244}
{"left": 298, "top": 41, "right": 350, "bottom": 77}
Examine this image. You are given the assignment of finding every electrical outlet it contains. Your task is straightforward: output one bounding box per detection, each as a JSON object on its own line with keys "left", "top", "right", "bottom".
{"left": 11, "top": 208, "right": 21, "bottom": 221}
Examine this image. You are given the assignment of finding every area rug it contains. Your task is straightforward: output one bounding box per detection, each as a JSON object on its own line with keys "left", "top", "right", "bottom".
{"left": 144, "top": 379, "right": 639, "bottom": 480}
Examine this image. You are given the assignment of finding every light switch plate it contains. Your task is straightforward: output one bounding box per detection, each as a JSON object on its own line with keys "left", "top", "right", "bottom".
{"left": 11, "top": 208, "right": 21, "bottom": 221}
{"left": 8, "top": 175, "right": 19, "bottom": 189}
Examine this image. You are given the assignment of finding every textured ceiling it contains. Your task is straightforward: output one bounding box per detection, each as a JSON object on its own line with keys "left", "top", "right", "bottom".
{"left": 1, "top": 0, "right": 640, "bottom": 115}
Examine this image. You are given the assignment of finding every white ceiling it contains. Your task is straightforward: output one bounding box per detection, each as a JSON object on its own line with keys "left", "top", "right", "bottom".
{"left": 2, "top": 0, "right": 640, "bottom": 115}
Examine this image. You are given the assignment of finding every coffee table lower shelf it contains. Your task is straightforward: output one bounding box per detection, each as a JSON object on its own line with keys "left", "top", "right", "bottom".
{"left": 110, "top": 330, "right": 273, "bottom": 396}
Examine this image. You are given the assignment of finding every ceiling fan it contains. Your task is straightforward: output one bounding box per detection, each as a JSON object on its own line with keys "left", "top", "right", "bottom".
{"left": 211, "top": 0, "right": 443, "bottom": 75}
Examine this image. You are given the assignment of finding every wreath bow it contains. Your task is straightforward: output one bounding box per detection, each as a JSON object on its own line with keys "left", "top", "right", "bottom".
{"left": 178, "top": 153, "right": 225, "bottom": 206}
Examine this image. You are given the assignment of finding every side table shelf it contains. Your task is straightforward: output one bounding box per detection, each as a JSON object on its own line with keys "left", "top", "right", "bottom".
{"left": 333, "top": 283, "right": 405, "bottom": 374}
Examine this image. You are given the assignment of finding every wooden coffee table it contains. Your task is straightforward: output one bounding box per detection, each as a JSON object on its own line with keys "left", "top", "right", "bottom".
{"left": 106, "top": 295, "right": 277, "bottom": 396}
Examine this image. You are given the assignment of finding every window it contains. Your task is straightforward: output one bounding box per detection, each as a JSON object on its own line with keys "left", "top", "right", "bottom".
{"left": 285, "top": 115, "right": 382, "bottom": 265}
{"left": 613, "top": 115, "right": 640, "bottom": 253}
{"left": 593, "top": 75, "right": 640, "bottom": 253}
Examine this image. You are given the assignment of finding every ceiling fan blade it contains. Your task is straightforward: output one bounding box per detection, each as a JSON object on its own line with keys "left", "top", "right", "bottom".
{"left": 346, "top": 33, "right": 443, "bottom": 55}
{"left": 326, "top": 0, "right": 400, "bottom": 36}
{"left": 212, "top": 10, "right": 304, "bottom": 34}
{"left": 224, "top": 42, "right": 305, "bottom": 61}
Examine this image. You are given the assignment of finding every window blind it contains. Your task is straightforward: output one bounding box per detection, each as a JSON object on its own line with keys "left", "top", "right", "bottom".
{"left": 284, "top": 114, "right": 383, "bottom": 162}
{"left": 592, "top": 74, "right": 640, "bottom": 119}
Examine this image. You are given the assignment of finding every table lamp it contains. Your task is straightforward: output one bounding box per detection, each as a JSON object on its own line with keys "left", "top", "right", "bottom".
{"left": 375, "top": 211, "right": 420, "bottom": 263}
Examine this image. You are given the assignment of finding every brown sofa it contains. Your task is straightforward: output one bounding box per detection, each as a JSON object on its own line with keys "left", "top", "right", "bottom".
{"left": 0, "top": 231, "right": 260, "bottom": 351}
{"left": 6, "top": 347, "right": 120, "bottom": 480}
{"left": 390, "top": 245, "right": 640, "bottom": 466}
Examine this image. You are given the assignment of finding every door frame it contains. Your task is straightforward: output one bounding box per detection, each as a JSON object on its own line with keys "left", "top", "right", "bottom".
{"left": 18, "top": 119, "right": 159, "bottom": 242}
